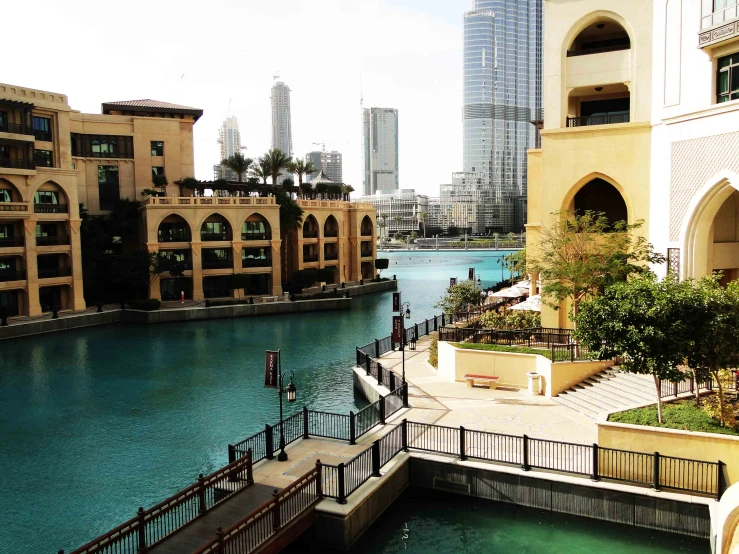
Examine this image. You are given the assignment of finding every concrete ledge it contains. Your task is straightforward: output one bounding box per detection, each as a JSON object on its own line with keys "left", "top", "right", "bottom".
{"left": 353, "top": 367, "right": 392, "bottom": 403}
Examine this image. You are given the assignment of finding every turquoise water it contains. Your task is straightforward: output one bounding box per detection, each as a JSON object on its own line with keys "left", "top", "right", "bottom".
{"left": 0, "top": 250, "right": 514, "bottom": 553}
{"left": 334, "top": 488, "right": 708, "bottom": 553}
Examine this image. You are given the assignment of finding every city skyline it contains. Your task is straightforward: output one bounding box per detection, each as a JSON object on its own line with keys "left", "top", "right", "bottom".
{"left": 1, "top": 0, "right": 461, "bottom": 197}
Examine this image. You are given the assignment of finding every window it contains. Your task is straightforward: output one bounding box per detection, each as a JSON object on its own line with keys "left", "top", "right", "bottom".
{"left": 718, "top": 53, "right": 739, "bottom": 103}
{"left": 32, "top": 116, "right": 51, "bottom": 141}
{"left": 71, "top": 134, "right": 134, "bottom": 158}
{"left": 97, "top": 165, "right": 120, "bottom": 210}
{"left": 151, "top": 141, "right": 164, "bottom": 156}
{"left": 34, "top": 190, "right": 60, "bottom": 205}
{"left": 0, "top": 189, "right": 11, "bottom": 203}
{"left": 35, "top": 150, "right": 53, "bottom": 168}
{"left": 152, "top": 166, "right": 165, "bottom": 180}
{"left": 0, "top": 111, "right": 6, "bottom": 131}
{"left": 91, "top": 140, "right": 101, "bottom": 155}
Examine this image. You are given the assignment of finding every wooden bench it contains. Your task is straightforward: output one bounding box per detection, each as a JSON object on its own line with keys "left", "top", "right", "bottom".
{"left": 464, "top": 374, "right": 499, "bottom": 390}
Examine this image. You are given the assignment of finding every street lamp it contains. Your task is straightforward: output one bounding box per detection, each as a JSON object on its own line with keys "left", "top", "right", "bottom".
{"left": 400, "top": 301, "right": 411, "bottom": 382}
{"left": 277, "top": 369, "right": 297, "bottom": 462}
{"left": 476, "top": 274, "right": 482, "bottom": 289}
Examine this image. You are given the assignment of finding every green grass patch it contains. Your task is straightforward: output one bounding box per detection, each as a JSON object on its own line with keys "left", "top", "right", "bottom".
{"left": 452, "top": 342, "right": 552, "bottom": 360}
{"left": 608, "top": 399, "right": 739, "bottom": 436}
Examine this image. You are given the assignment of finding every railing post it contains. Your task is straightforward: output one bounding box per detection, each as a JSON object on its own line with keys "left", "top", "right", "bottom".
{"left": 271, "top": 489, "right": 282, "bottom": 530}
{"left": 316, "top": 460, "right": 324, "bottom": 498}
{"left": 652, "top": 452, "right": 661, "bottom": 491}
{"left": 198, "top": 473, "right": 207, "bottom": 513}
{"left": 442, "top": 313, "right": 446, "bottom": 326}
{"left": 228, "top": 443, "right": 235, "bottom": 464}
{"left": 349, "top": 411, "right": 356, "bottom": 445}
{"left": 690, "top": 378, "right": 694, "bottom": 394}
{"left": 246, "top": 449, "right": 254, "bottom": 485}
{"left": 434, "top": 317, "right": 438, "bottom": 331}
{"left": 389, "top": 370, "right": 396, "bottom": 393}
{"left": 215, "top": 526, "right": 225, "bottom": 554}
{"left": 372, "top": 440, "right": 382, "bottom": 477}
{"left": 403, "top": 380, "right": 409, "bottom": 408}
{"left": 266, "top": 424, "right": 274, "bottom": 460}
{"left": 521, "top": 435, "right": 530, "bottom": 471}
{"left": 337, "top": 463, "right": 347, "bottom": 504}
{"left": 570, "top": 345, "right": 575, "bottom": 363}
{"left": 402, "top": 419, "right": 409, "bottom": 452}
{"left": 365, "top": 355, "right": 370, "bottom": 376}
{"left": 375, "top": 339, "right": 380, "bottom": 358}
{"left": 591, "top": 444, "right": 599, "bottom": 482}
{"left": 379, "top": 395, "right": 386, "bottom": 424}
{"left": 673, "top": 381, "right": 678, "bottom": 397}
{"left": 717, "top": 460, "right": 725, "bottom": 501}
{"left": 551, "top": 345, "right": 555, "bottom": 362}
{"left": 414, "top": 323, "right": 419, "bottom": 341}
{"left": 303, "top": 406, "right": 309, "bottom": 439}
{"left": 137, "top": 507, "right": 146, "bottom": 552}
{"left": 377, "top": 363, "right": 383, "bottom": 386}
{"left": 356, "top": 348, "right": 361, "bottom": 367}
{"left": 459, "top": 426, "right": 467, "bottom": 461}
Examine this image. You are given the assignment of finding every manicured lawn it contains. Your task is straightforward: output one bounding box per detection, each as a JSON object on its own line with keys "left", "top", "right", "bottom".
{"left": 609, "top": 399, "right": 739, "bottom": 436}
{"left": 452, "top": 342, "right": 552, "bottom": 360}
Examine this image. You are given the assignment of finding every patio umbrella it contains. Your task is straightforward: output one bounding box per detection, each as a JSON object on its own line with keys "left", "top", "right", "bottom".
{"left": 491, "top": 287, "right": 527, "bottom": 299}
{"left": 510, "top": 295, "right": 542, "bottom": 312}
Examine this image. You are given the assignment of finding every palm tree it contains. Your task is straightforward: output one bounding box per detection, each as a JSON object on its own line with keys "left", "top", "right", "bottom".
{"left": 393, "top": 215, "right": 402, "bottom": 234}
{"left": 418, "top": 210, "right": 428, "bottom": 238}
{"left": 250, "top": 158, "right": 271, "bottom": 185}
{"left": 380, "top": 213, "right": 389, "bottom": 239}
{"left": 263, "top": 149, "right": 292, "bottom": 189}
{"left": 289, "top": 159, "right": 316, "bottom": 190}
{"left": 221, "top": 153, "right": 253, "bottom": 183}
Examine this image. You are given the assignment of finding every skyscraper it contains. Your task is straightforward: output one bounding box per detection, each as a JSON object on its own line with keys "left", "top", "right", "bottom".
{"left": 213, "top": 116, "right": 242, "bottom": 181}
{"left": 271, "top": 81, "right": 293, "bottom": 184}
{"left": 463, "top": 0, "right": 543, "bottom": 232}
{"left": 363, "top": 108, "right": 399, "bottom": 195}
{"left": 306, "top": 150, "right": 343, "bottom": 183}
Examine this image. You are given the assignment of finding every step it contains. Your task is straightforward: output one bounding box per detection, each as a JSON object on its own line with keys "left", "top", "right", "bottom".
{"left": 583, "top": 377, "right": 655, "bottom": 404}
{"left": 570, "top": 385, "right": 625, "bottom": 409}
{"left": 557, "top": 389, "right": 618, "bottom": 414}
{"left": 554, "top": 393, "right": 600, "bottom": 418}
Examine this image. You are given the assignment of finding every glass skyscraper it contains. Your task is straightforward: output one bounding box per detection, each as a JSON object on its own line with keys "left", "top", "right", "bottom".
{"left": 463, "top": 0, "right": 542, "bottom": 232}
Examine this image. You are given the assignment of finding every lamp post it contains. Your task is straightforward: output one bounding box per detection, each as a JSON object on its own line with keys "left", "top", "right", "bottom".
{"left": 497, "top": 257, "right": 504, "bottom": 284}
{"left": 400, "top": 301, "right": 411, "bottom": 382}
{"left": 276, "top": 368, "right": 297, "bottom": 462}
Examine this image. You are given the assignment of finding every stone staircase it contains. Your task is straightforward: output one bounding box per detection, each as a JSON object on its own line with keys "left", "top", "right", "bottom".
{"left": 554, "top": 367, "right": 657, "bottom": 419}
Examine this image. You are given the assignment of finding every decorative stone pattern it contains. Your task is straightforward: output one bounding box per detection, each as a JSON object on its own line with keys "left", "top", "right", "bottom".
{"left": 699, "top": 21, "right": 739, "bottom": 48}
{"left": 667, "top": 248, "right": 681, "bottom": 277}
{"left": 670, "top": 131, "right": 739, "bottom": 241}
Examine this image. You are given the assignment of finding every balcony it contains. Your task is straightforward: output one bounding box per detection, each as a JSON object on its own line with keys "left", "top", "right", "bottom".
{"left": 0, "top": 269, "right": 26, "bottom": 282}
{"left": 242, "top": 233, "right": 270, "bottom": 241}
{"left": 200, "top": 232, "right": 229, "bottom": 242}
{"left": 700, "top": 6, "right": 739, "bottom": 47}
{"left": 0, "top": 236, "right": 24, "bottom": 248}
{"left": 242, "top": 258, "right": 271, "bottom": 268}
{"left": 38, "top": 267, "right": 72, "bottom": 279}
{"left": 159, "top": 232, "right": 191, "bottom": 243}
{"left": 566, "top": 113, "right": 630, "bottom": 128}
{"left": 0, "top": 202, "right": 30, "bottom": 216}
{"left": 303, "top": 231, "right": 318, "bottom": 239}
{"left": 202, "top": 258, "right": 232, "bottom": 270}
{"left": 567, "top": 41, "right": 630, "bottom": 57}
{"left": 36, "top": 235, "right": 70, "bottom": 247}
{"left": 34, "top": 204, "right": 69, "bottom": 214}
{"left": 0, "top": 122, "right": 27, "bottom": 135}
{"left": 324, "top": 253, "right": 338, "bottom": 261}
{"left": 33, "top": 129, "right": 51, "bottom": 142}
{"left": 324, "top": 230, "right": 338, "bottom": 238}
{"left": 0, "top": 157, "right": 35, "bottom": 170}
{"left": 361, "top": 229, "right": 372, "bottom": 237}
{"left": 303, "top": 255, "right": 319, "bottom": 263}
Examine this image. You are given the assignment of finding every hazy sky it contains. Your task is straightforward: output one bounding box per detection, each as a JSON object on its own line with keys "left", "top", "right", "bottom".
{"left": 3, "top": 0, "right": 466, "bottom": 197}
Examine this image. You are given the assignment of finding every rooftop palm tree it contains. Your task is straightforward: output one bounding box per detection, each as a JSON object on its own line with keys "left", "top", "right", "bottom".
{"left": 290, "top": 158, "right": 316, "bottom": 190}
{"left": 263, "top": 149, "right": 292, "bottom": 190}
{"left": 221, "top": 153, "right": 253, "bottom": 183}
{"left": 250, "top": 157, "right": 271, "bottom": 185}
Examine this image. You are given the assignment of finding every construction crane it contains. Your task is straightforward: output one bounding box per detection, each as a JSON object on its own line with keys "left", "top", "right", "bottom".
{"left": 312, "top": 142, "right": 326, "bottom": 152}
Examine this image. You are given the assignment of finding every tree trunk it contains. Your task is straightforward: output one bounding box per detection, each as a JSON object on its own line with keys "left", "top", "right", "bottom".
{"left": 712, "top": 370, "right": 727, "bottom": 426}
{"left": 690, "top": 368, "right": 701, "bottom": 405}
{"left": 653, "top": 374, "right": 663, "bottom": 423}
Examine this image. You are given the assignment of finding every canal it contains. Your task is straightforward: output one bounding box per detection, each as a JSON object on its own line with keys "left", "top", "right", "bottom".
{"left": 0, "top": 250, "right": 514, "bottom": 553}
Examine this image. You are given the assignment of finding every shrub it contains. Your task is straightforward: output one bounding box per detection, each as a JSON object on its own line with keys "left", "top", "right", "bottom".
{"left": 453, "top": 342, "right": 552, "bottom": 360}
{"left": 428, "top": 337, "right": 438, "bottom": 368}
{"left": 479, "top": 309, "right": 540, "bottom": 330}
{"left": 127, "top": 299, "right": 161, "bottom": 311}
{"left": 701, "top": 392, "right": 739, "bottom": 429}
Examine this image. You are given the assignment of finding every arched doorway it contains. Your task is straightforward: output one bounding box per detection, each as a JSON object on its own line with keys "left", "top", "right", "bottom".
{"left": 324, "top": 215, "right": 339, "bottom": 238}
{"left": 708, "top": 189, "right": 739, "bottom": 285}
{"left": 572, "top": 178, "right": 628, "bottom": 227}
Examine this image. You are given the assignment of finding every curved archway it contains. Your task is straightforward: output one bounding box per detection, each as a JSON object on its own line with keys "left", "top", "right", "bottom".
{"left": 562, "top": 174, "right": 630, "bottom": 227}
{"left": 324, "top": 215, "right": 339, "bottom": 238}
{"left": 567, "top": 18, "right": 631, "bottom": 56}
{"left": 562, "top": 11, "right": 635, "bottom": 60}
{"left": 241, "top": 213, "right": 271, "bottom": 241}
{"left": 200, "top": 213, "right": 231, "bottom": 242}
{"left": 303, "top": 215, "right": 319, "bottom": 239}
{"left": 158, "top": 214, "right": 192, "bottom": 243}
{"left": 360, "top": 215, "right": 373, "bottom": 237}
{"left": 682, "top": 172, "right": 739, "bottom": 281}
{"left": 0, "top": 178, "right": 22, "bottom": 203}
{"left": 33, "top": 180, "right": 69, "bottom": 213}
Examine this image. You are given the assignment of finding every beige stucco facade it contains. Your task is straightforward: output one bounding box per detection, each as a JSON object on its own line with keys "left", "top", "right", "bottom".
{"left": 527, "top": 1, "right": 654, "bottom": 328}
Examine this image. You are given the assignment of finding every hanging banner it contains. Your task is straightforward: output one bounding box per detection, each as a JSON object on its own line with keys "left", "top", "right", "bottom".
{"left": 450, "top": 277, "right": 457, "bottom": 287}
{"left": 392, "top": 292, "right": 401, "bottom": 312}
{"left": 264, "top": 350, "right": 279, "bottom": 388}
{"left": 469, "top": 267, "right": 475, "bottom": 280}
{"left": 391, "top": 315, "right": 404, "bottom": 343}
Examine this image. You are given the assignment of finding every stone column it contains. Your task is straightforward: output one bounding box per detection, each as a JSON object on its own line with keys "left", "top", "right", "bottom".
{"left": 68, "top": 218, "right": 86, "bottom": 310}
{"left": 191, "top": 242, "right": 204, "bottom": 301}
{"left": 530, "top": 272, "right": 539, "bottom": 295}
{"left": 23, "top": 218, "right": 41, "bottom": 316}
{"left": 232, "top": 241, "right": 242, "bottom": 298}
{"left": 148, "top": 244, "right": 161, "bottom": 301}
{"left": 271, "top": 239, "right": 282, "bottom": 295}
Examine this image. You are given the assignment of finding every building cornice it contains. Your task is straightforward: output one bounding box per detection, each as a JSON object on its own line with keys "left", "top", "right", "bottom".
{"left": 661, "top": 99, "right": 739, "bottom": 126}
{"left": 540, "top": 121, "right": 652, "bottom": 136}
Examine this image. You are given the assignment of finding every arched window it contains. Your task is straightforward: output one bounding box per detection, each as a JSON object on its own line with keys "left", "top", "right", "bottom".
{"left": 100, "top": 140, "right": 109, "bottom": 155}
{"left": 573, "top": 178, "right": 628, "bottom": 228}
{"left": 109, "top": 140, "right": 117, "bottom": 155}
{"left": 567, "top": 20, "right": 630, "bottom": 57}
{"left": 91, "top": 139, "right": 100, "bottom": 154}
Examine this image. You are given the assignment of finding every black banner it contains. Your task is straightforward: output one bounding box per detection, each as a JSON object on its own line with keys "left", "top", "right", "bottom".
{"left": 264, "top": 350, "right": 279, "bottom": 388}
{"left": 392, "top": 316, "right": 404, "bottom": 343}
{"left": 469, "top": 267, "right": 475, "bottom": 280}
{"left": 450, "top": 277, "right": 457, "bottom": 287}
{"left": 392, "top": 292, "right": 401, "bottom": 312}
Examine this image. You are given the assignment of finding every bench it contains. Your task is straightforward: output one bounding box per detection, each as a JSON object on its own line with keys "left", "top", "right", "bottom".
{"left": 464, "top": 374, "right": 499, "bottom": 390}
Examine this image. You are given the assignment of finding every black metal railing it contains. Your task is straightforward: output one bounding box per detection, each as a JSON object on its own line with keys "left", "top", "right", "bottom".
{"left": 360, "top": 250, "right": 373, "bottom": 257}
{"left": 158, "top": 232, "right": 191, "bottom": 243}
{"left": 566, "top": 43, "right": 630, "bottom": 57}
{"left": 567, "top": 113, "right": 630, "bottom": 127}
{"left": 242, "top": 258, "right": 271, "bottom": 268}
{"left": 200, "top": 232, "right": 229, "bottom": 242}
{"left": 33, "top": 129, "right": 51, "bottom": 141}
{"left": 0, "top": 157, "right": 35, "bottom": 170}
{"left": 303, "top": 255, "right": 319, "bottom": 263}
{"left": 324, "top": 253, "right": 338, "bottom": 261}
{"left": 551, "top": 343, "right": 595, "bottom": 362}
{"left": 202, "top": 258, "right": 232, "bottom": 269}
{"left": 38, "top": 267, "right": 72, "bottom": 278}
{"left": 241, "top": 233, "right": 270, "bottom": 241}
{"left": 0, "top": 122, "right": 25, "bottom": 134}
{"left": 34, "top": 203, "right": 68, "bottom": 214}
{"left": 0, "top": 270, "right": 25, "bottom": 282}
{"left": 0, "top": 236, "right": 24, "bottom": 248}
{"left": 36, "top": 235, "right": 70, "bottom": 246}
{"left": 324, "top": 230, "right": 338, "bottom": 238}
{"left": 303, "top": 231, "right": 318, "bottom": 239}
{"left": 361, "top": 229, "right": 372, "bottom": 236}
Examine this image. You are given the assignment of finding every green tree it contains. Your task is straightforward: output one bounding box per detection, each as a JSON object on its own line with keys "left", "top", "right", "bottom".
{"left": 393, "top": 231, "right": 403, "bottom": 242}
{"left": 250, "top": 158, "right": 270, "bottom": 185}
{"left": 152, "top": 173, "right": 168, "bottom": 194}
{"left": 505, "top": 248, "right": 527, "bottom": 280}
{"left": 263, "top": 148, "right": 292, "bottom": 189}
{"left": 529, "top": 210, "right": 664, "bottom": 325}
{"left": 221, "top": 153, "right": 253, "bottom": 183}
{"left": 435, "top": 280, "right": 482, "bottom": 315}
{"left": 418, "top": 210, "right": 428, "bottom": 238}
{"left": 289, "top": 158, "right": 316, "bottom": 189}
{"left": 380, "top": 213, "right": 389, "bottom": 240}
{"left": 409, "top": 231, "right": 418, "bottom": 244}
{"left": 574, "top": 275, "right": 692, "bottom": 423}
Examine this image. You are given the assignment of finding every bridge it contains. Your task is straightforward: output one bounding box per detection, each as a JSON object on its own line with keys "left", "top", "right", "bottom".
{"left": 62, "top": 317, "right": 725, "bottom": 554}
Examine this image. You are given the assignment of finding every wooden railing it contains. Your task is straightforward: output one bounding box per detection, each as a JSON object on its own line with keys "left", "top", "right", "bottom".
{"left": 193, "top": 464, "right": 322, "bottom": 554}
{"left": 67, "top": 452, "right": 254, "bottom": 554}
